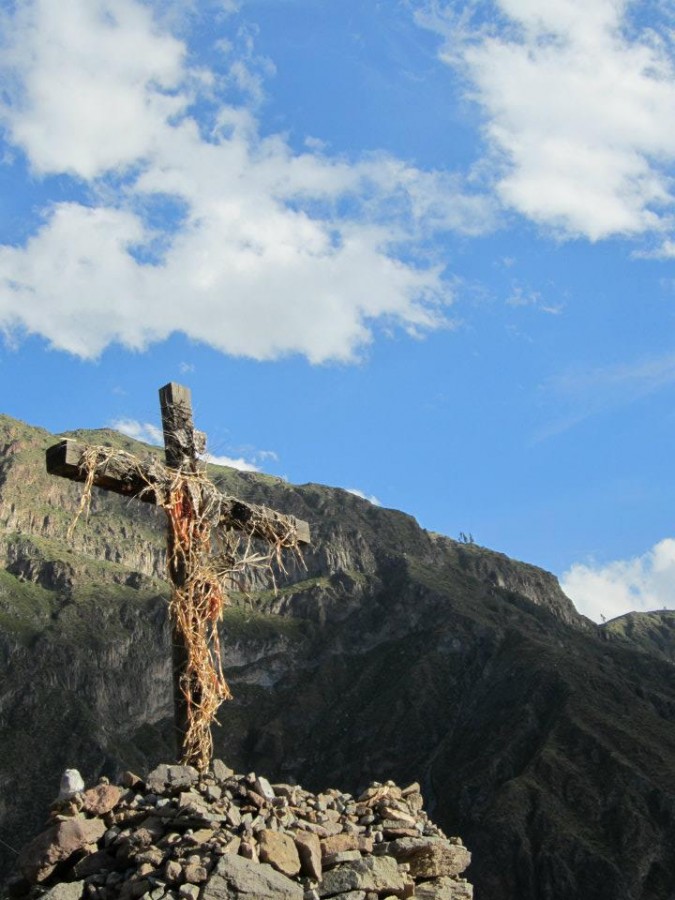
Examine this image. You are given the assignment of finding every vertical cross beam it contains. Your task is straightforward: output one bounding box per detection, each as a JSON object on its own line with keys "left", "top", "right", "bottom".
{"left": 159, "top": 382, "right": 200, "bottom": 762}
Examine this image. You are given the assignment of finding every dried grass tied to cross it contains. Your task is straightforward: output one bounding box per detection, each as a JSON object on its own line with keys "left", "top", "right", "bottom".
{"left": 47, "top": 383, "right": 310, "bottom": 771}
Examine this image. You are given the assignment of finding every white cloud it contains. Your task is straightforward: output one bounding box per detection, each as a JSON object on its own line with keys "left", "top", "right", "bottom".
{"left": 204, "top": 452, "right": 259, "bottom": 472}
{"left": 0, "top": 0, "right": 491, "bottom": 364}
{"left": 112, "top": 417, "right": 262, "bottom": 470}
{"left": 561, "top": 538, "right": 675, "bottom": 622}
{"left": 112, "top": 418, "right": 164, "bottom": 445}
{"left": 345, "top": 488, "right": 382, "bottom": 506}
{"left": 1, "top": 0, "right": 186, "bottom": 179}
{"left": 417, "top": 0, "right": 675, "bottom": 245}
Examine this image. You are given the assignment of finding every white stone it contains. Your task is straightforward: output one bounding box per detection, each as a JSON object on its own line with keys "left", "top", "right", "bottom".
{"left": 58, "top": 769, "right": 85, "bottom": 800}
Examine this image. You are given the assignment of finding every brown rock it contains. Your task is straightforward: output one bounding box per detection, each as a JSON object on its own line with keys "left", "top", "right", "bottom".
{"left": 246, "top": 790, "right": 266, "bottom": 809}
{"left": 18, "top": 817, "right": 107, "bottom": 883}
{"left": 320, "top": 834, "right": 372, "bottom": 857}
{"left": 381, "top": 825, "right": 419, "bottom": 838}
{"left": 379, "top": 807, "right": 417, "bottom": 826}
{"left": 119, "top": 771, "right": 143, "bottom": 789}
{"left": 135, "top": 847, "right": 164, "bottom": 867}
{"left": 401, "top": 783, "right": 421, "bottom": 797}
{"left": 164, "top": 860, "right": 183, "bottom": 883}
{"left": 415, "top": 877, "right": 473, "bottom": 899}
{"left": 294, "top": 832, "right": 322, "bottom": 881}
{"left": 82, "top": 784, "right": 122, "bottom": 816}
{"left": 398, "top": 842, "right": 471, "bottom": 879}
{"left": 239, "top": 840, "right": 258, "bottom": 862}
{"left": 183, "top": 863, "right": 208, "bottom": 883}
{"left": 258, "top": 830, "right": 301, "bottom": 878}
{"left": 223, "top": 836, "right": 241, "bottom": 855}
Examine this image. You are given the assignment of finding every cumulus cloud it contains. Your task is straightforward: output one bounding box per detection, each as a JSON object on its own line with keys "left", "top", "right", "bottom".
{"left": 416, "top": 0, "right": 675, "bottom": 245}
{"left": 0, "top": 0, "right": 492, "bottom": 364}
{"left": 561, "top": 538, "right": 675, "bottom": 622}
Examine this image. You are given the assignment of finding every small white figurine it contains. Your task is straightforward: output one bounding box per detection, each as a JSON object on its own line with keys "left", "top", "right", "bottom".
{"left": 58, "top": 768, "right": 85, "bottom": 800}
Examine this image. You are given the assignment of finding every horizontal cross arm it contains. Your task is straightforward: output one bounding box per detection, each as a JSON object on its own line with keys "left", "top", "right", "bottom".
{"left": 222, "top": 498, "right": 311, "bottom": 545}
{"left": 45, "top": 439, "right": 311, "bottom": 544}
{"left": 46, "top": 440, "right": 158, "bottom": 502}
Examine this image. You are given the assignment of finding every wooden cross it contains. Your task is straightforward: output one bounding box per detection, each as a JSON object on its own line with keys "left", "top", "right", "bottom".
{"left": 45, "top": 383, "right": 310, "bottom": 770}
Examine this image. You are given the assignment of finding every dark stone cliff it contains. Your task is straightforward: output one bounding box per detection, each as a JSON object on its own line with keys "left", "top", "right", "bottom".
{"left": 1, "top": 414, "right": 675, "bottom": 899}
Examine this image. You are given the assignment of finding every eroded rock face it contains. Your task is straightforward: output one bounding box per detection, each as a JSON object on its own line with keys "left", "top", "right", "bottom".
{"left": 10, "top": 763, "right": 472, "bottom": 900}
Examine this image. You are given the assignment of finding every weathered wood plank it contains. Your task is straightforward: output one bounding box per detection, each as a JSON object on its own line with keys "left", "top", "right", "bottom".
{"left": 159, "top": 382, "right": 204, "bottom": 469}
{"left": 45, "top": 440, "right": 157, "bottom": 501}
{"left": 45, "top": 439, "right": 311, "bottom": 543}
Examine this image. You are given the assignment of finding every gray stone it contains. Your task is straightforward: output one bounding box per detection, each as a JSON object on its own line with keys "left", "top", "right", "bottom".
{"left": 322, "top": 849, "right": 362, "bottom": 868}
{"left": 72, "top": 849, "right": 118, "bottom": 878}
{"left": 415, "top": 877, "right": 473, "bottom": 899}
{"left": 145, "top": 765, "right": 170, "bottom": 794}
{"left": 41, "top": 881, "right": 86, "bottom": 900}
{"left": 178, "top": 885, "right": 200, "bottom": 900}
{"left": 318, "top": 857, "right": 406, "bottom": 896}
{"left": 254, "top": 776, "right": 276, "bottom": 801}
{"left": 201, "top": 854, "right": 303, "bottom": 899}
{"left": 211, "top": 760, "right": 234, "bottom": 782}
{"left": 167, "top": 766, "right": 199, "bottom": 790}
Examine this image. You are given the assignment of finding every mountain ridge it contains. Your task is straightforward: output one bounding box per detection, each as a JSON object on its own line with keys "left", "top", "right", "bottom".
{"left": 1, "top": 414, "right": 675, "bottom": 899}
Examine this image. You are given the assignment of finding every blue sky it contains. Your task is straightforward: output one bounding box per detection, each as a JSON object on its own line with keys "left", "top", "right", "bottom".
{"left": 1, "top": 0, "right": 675, "bottom": 622}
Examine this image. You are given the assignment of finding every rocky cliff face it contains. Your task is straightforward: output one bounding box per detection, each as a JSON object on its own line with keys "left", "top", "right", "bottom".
{"left": 1, "top": 414, "right": 675, "bottom": 900}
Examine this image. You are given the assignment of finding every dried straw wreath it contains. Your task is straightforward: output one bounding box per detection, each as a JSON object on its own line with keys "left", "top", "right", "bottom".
{"left": 68, "top": 444, "right": 304, "bottom": 771}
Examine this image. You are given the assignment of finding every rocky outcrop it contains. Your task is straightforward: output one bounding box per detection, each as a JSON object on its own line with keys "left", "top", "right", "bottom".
{"left": 10, "top": 764, "right": 472, "bottom": 900}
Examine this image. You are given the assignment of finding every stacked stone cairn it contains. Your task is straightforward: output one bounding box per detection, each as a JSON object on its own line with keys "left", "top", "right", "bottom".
{"left": 11, "top": 762, "right": 472, "bottom": 900}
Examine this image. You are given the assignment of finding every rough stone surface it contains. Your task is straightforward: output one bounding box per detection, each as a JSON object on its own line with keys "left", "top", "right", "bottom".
{"left": 402, "top": 843, "right": 471, "bottom": 879}
{"left": 317, "top": 856, "right": 407, "bottom": 896}
{"left": 294, "top": 832, "right": 322, "bottom": 881}
{"left": 81, "top": 785, "right": 123, "bottom": 817}
{"left": 416, "top": 876, "right": 474, "bottom": 899}
{"left": 41, "top": 882, "right": 86, "bottom": 900}
{"left": 258, "top": 830, "right": 301, "bottom": 877}
{"left": 18, "top": 818, "right": 106, "bottom": 882}
{"left": 203, "top": 854, "right": 303, "bottom": 899}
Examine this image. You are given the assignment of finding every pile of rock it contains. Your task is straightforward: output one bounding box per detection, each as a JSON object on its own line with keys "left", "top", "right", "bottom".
{"left": 10, "top": 762, "right": 472, "bottom": 900}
